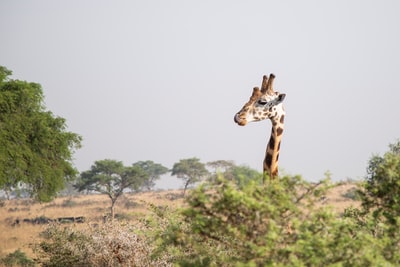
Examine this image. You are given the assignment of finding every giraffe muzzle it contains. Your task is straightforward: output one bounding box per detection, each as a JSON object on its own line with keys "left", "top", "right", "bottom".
{"left": 234, "top": 113, "right": 247, "bottom": 126}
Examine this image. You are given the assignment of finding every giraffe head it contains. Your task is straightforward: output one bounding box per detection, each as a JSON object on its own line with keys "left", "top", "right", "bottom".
{"left": 234, "top": 74, "right": 286, "bottom": 126}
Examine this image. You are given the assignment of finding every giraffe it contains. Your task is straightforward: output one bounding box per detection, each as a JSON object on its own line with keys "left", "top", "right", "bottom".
{"left": 234, "top": 74, "right": 286, "bottom": 182}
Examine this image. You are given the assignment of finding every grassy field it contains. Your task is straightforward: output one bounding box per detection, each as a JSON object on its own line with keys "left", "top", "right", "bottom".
{"left": 0, "top": 183, "right": 359, "bottom": 261}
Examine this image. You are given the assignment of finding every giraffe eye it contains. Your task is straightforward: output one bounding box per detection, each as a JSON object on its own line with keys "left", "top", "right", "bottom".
{"left": 257, "top": 100, "right": 268, "bottom": 105}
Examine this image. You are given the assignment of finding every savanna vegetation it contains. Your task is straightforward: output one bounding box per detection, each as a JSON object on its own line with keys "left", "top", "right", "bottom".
{"left": 1, "top": 66, "right": 400, "bottom": 266}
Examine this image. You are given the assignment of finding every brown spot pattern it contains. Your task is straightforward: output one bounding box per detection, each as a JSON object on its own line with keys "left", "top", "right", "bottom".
{"left": 269, "top": 135, "right": 275, "bottom": 150}
{"left": 265, "top": 153, "right": 272, "bottom": 167}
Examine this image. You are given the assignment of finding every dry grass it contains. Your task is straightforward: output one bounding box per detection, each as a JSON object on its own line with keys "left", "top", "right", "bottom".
{"left": 0, "top": 183, "right": 359, "bottom": 260}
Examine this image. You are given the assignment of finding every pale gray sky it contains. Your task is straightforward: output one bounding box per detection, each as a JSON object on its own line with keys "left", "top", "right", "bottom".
{"left": 1, "top": 1, "right": 399, "bottom": 189}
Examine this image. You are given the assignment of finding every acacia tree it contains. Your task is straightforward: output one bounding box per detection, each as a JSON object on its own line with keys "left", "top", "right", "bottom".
{"left": 75, "top": 159, "right": 148, "bottom": 219}
{"left": 206, "top": 160, "right": 235, "bottom": 173}
{"left": 132, "top": 160, "right": 169, "bottom": 191}
{"left": 0, "top": 66, "right": 82, "bottom": 201}
{"left": 171, "top": 158, "right": 209, "bottom": 196}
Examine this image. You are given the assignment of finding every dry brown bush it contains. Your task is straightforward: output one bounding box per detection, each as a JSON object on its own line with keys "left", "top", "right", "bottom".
{"left": 34, "top": 221, "right": 171, "bottom": 267}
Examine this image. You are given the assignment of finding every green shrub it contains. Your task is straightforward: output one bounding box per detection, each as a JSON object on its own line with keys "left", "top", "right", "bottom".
{"left": 154, "top": 174, "right": 394, "bottom": 266}
{"left": 1, "top": 249, "right": 35, "bottom": 267}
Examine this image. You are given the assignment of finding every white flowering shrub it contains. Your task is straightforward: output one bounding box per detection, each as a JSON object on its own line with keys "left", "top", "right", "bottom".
{"left": 34, "top": 221, "right": 170, "bottom": 267}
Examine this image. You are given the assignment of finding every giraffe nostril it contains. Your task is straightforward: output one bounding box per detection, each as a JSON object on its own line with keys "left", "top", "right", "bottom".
{"left": 234, "top": 114, "right": 240, "bottom": 123}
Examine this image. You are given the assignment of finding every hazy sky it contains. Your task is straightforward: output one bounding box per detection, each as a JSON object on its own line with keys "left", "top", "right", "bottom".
{"left": 1, "top": 1, "right": 399, "bottom": 189}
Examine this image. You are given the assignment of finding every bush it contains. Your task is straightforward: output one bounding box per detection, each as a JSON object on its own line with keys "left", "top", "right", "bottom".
{"left": 1, "top": 249, "right": 35, "bottom": 267}
{"left": 35, "top": 224, "right": 91, "bottom": 266}
{"left": 154, "top": 175, "right": 394, "bottom": 266}
{"left": 34, "top": 221, "right": 170, "bottom": 267}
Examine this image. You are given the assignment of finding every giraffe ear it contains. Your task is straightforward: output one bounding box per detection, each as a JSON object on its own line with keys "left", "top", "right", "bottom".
{"left": 276, "top": 93, "right": 286, "bottom": 103}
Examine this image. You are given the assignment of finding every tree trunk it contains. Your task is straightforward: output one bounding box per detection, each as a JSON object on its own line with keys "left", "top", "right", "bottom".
{"left": 183, "top": 180, "right": 190, "bottom": 197}
{"left": 110, "top": 198, "right": 117, "bottom": 220}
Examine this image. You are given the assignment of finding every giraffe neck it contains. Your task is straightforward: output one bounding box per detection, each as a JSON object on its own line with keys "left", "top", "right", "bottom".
{"left": 263, "top": 114, "right": 285, "bottom": 181}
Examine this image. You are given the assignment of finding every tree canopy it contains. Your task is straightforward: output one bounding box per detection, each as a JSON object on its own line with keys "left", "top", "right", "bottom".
{"left": 132, "top": 160, "right": 169, "bottom": 191}
{"left": 207, "top": 161, "right": 261, "bottom": 188}
{"left": 0, "top": 66, "right": 82, "bottom": 201}
{"left": 171, "top": 157, "right": 209, "bottom": 196}
{"left": 75, "top": 159, "right": 148, "bottom": 219}
{"left": 359, "top": 140, "right": 400, "bottom": 224}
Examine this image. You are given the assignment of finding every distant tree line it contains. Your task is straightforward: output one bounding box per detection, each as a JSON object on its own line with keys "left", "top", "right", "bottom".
{"left": 74, "top": 158, "right": 258, "bottom": 219}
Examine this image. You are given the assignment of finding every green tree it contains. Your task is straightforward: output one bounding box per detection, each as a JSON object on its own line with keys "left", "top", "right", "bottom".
{"left": 0, "top": 66, "right": 82, "bottom": 201}
{"left": 344, "top": 140, "right": 400, "bottom": 264}
{"left": 132, "top": 160, "right": 169, "bottom": 191}
{"left": 207, "top": 160, "right": 235, "bottom": 183}
{"left": 207, "top": 160, "right": 235, "bottom": 174}
{"left": 359, "top": 140, "right": 400, "bottom": 225}
{"left": 226, "top": 165, "right": 262, "bottom": 188}
{"left": 207, "top": 161, "right": 261, "bottom": 188}
{"left": 171, "top": 158, "right": 209, "bottom": 196}
{"left": 75, "top": 159, "right": 148, "bottom": 219}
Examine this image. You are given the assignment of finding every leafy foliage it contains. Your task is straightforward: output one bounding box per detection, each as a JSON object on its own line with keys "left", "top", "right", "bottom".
{"left": 171, "top": 157, "right": 209, "bottom": 196}
{"left": 207, "top": 160, "right": 235, "bottom": 174}
{"left": 0, "top": 66, "right": 82, "bottom": 201}
{"left": 343, "top": 140, "right": 400, "bottom": 264}
{"left": 207, "top": 161, "right": 261, "bottom": 188}
{"left": 132, "top": 160, "right": 169, "bottom": 191}
{"left": 226, "top": 165, "right": 262, "bottom": 188}
{"left": 154, "top": 174, "right": 400, "bottom": 266}
{"left": 359, "top": 140, "right": 400, "bottom": 225}
{"left": 31, "top": 141, "right": 400, "bottom": 266}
